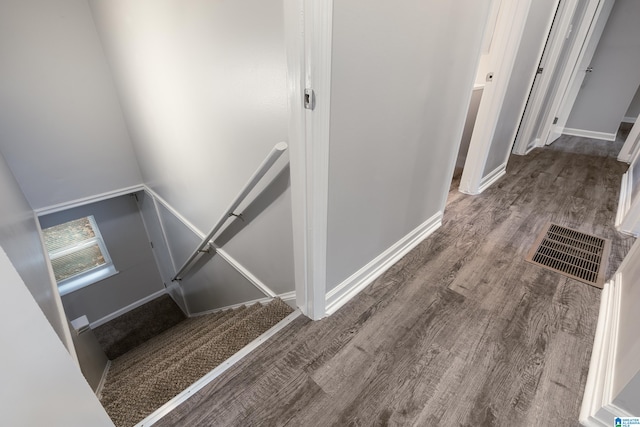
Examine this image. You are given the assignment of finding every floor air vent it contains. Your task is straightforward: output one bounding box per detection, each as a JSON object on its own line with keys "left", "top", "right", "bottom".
{"left": 526, "top": 223, "right": 610, "bottom": 288}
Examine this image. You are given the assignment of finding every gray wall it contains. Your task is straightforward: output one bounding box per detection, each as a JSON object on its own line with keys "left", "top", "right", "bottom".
{"left": 0, "top": 247, "right": 113, "bottom": 426}
{"left": 0, "top": 148, "right": 71, "bottom": 345}
{"left": 457, "top": 88, "right": 484, "bottom": 170}
{"left": 566, "top": 0, "right": 640, "bottom": 135}
{"left": 325, "top": 0, "right": 491, "bottom": 290}
{"left": 39, "top": 195, "right": 164, "bottom": 323}
{"left": 483, "top": 0, "right": 558, "bottom": 175}
{"left": 625, "top": 85, "right": 640, "bottom": 121}
{"left": 0, "top": 0, "right": 142, "bottom": 210}
{"left": 154, "top": 198, "right": 266, "bottom": 313}
{"left": 89, "top": 0, "right": 295, "bottom": 301}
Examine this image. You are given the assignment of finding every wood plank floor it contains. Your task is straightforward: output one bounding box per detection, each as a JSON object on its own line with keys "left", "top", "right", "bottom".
{"left": 155, "top": 135, "right": 635, "bottom": 427}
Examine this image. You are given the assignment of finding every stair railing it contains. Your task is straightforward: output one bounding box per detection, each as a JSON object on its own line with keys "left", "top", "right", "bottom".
{"left": 172, "top": 141, "right": 288, "bottom": 281}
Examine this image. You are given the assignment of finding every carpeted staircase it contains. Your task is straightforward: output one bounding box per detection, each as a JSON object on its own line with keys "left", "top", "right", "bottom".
{"left": 99, "top": 298, "right": 293, "bottom": 427}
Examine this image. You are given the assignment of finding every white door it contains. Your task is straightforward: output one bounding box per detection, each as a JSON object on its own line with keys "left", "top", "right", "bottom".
{"left": 548, "top": 0, "right": 615, "bottom": 144}
{"left": 459, "top": 0, "right": 533, "bottom": 194}
{"left": 513, "top": 0, "right": 589, "bottom": 154}
{"left": 513, "top": 0, "right": 613, "bottom": 154}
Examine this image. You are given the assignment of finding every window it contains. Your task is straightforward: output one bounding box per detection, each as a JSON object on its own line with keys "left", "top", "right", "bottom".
{"left": 42, "top": 216, "right": 117, "bottom": 295}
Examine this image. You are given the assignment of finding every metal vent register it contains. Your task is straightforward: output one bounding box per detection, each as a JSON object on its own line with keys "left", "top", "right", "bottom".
{"left": 526, "top": 223, "right": 610, "bottom": 288}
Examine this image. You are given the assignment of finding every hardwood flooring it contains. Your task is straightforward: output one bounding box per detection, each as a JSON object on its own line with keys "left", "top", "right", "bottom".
{"left": 155, "top": 135, "right": 634, "bottom": 427}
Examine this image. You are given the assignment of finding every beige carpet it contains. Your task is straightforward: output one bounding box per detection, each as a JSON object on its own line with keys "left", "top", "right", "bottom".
{"left": 100, "top": 298, "right": 293, "bottom": 427}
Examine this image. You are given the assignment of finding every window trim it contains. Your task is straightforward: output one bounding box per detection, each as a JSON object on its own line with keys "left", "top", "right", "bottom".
{"left": 44, "top": 215, "right": 119, "bottom": 296}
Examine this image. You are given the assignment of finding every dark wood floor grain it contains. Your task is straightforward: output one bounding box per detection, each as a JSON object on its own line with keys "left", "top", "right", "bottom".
{"left": 154, "top": 135, "right": 634, "bottom": 427}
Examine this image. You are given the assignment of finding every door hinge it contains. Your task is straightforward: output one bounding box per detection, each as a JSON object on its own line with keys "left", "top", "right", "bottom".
{"left": 537, "top": 67, "right": 544, "bottom": 74}
{"left": 553, "top": 117, "right": 558, "bottom": 125}
{"left": 304, "top": 88, "right": 316, "bottom": 110}
{"left": 150, "top": 241, "right": 154, "bottom": 248}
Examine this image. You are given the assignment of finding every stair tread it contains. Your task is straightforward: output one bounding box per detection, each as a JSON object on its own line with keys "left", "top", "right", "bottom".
{"left": 107, "top": 306, "right": 242, "bottom": 375}
{"left": 101, "top": 298, "right": 293, "bottom": 426}
{"left": 106, "top": 304, "right": 260, "bottom": 382}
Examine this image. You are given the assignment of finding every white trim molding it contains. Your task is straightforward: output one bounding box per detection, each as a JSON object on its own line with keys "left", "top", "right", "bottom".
{"left": 34, "top": 184, "right": 145, "bottom": 216}
{"left": 622, "top": 116, "right": 637, "bottom": 124}
{"left": 580, "top": 276, "right": 633, "bottom": 426}
{"left": 618, "top": 119, "right": 640, "bottom": 164}
{"left": 325, "top": 211, "right": 443, "bottom": 316}
{"left": 461, "top": 163, "right": 507, "bottom": 196}
{"left": 460, "top": 0, "right": 533, "bottom": 194}
{"left": 141, "top": 187, "right": 284, "bottom": 304}
{"left": 215, "top": 249, "right": 277, "bottom": 298}
{"left": 615, "top": 171, "right": 632, "bottom": 230}
{"left": 562, "top": 127, "right": 617, "bottom": 142}
{"left": 616, "top": 170, "right": 640, "bottom": 237}
{"left": 189, "top": 291, "right": 297, "bottom": 318}
{"left": 286, "top": 0, "right": 333, "bottom": 320}
{"left": 89, "top": 289, "right": 167, "bottom": 329}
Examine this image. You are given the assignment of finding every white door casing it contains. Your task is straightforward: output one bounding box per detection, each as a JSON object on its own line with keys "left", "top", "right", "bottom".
{"left": 513, "top": 0, "right": 582, "bottom": 154}
{"left": 285, "top": 0, "right": 332, "bottom": 320}
{"left": 618, "top": 117, "right": 640, "bottom": 163}
{"left": 460, "top": 0, "right": 533, "bottom": 195}
{"left": 512, "top": 0, "right": 612, "bottom": 154}
{"left": 547, "top": 0, "right": 615, "bottom": 145}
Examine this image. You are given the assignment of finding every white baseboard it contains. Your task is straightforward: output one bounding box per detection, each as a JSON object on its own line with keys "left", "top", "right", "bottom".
{"left": 478, "top": 163, "right": 507, "bottom": 194}
{"left": 35, "top": 184, "right": 145, "bottom": 216}
{"left": 459, "top": 163, "right": 506, "bottom": 196}
{"left": 622, "top": 116, "right": 636, "bottom": 124}
{"left": 615, "top": 171, "right": 640, "bottom": 237}
{"left": 325, "top": 211, "right": 443, "bottom": 316}
{"left": 579, "top": 276, "right": 633, "bottom": 426}
{"left": 563, "top": 128, "right": 617, "bottom": 142}
{"left": 142, "top": 187, "right": 205, "bottom": 239}
{"left": 615, "top": 171, "right": 631, "bottom": 229}
{"left": 135, "top": 309, "right": 302, "bottom": 427}
{"left": 215, "top": 249, "right": 277, "bottom": 298}
{"left": 277, "top": 291, "right": 296, "bottom": 302}
{"left": 89, "top": 289, "right": 167, "bottom": 329}
{"left": 95, "top": 360, "right": 111, "bottom": 399}
{"left": 188, "top": 290, "right": 296, "bottom": 318}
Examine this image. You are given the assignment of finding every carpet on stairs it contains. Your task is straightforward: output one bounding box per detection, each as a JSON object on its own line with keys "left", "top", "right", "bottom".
{"left": 99, "top": 298, "right": 294, "bottom": 427}
{"left": 93, "top": 294, "right": 186, "bottom": 360}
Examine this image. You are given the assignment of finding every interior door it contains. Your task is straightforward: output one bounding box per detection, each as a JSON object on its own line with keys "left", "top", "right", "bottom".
{"left": 547, "top": 0, "right": 615, "bottom": 144}
{"left": 513, "top": 0, "right": 587, "bottom": 154}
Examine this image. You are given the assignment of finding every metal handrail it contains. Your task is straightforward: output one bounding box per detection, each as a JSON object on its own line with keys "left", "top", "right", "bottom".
{"left": 172, "top": 141, "right": 288, "bottom": 281}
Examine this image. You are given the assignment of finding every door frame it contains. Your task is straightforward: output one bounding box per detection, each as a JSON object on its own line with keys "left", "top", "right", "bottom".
{"left": 285, "top": 0, "right": 332, "bottom": 320}
{"left": 512, "top": 0, "right": 610, "bottom": 154}
{"left": 618, "top": 117, "right": 640, "bottom": 163}
{"left": 459, "top": 0, "right": 533, "bottom": 195}
{"left": 548, "top": 0, "right": 616, "bottom": 144}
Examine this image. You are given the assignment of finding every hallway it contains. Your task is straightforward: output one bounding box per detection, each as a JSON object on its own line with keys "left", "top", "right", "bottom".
{"left": 155, "top": 136, "right": 635, "bottom": 426}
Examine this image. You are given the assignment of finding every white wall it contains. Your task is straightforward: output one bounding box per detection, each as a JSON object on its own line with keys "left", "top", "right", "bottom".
{"left": 0, "top": 148, "right": 73, "bottom": 348}
{"left": 613, "top": 244, "right": 640, "bottom": 414}
{"left": 39, "top": 195, "right": 165, "bottom": 323}
{"left": 325, "top": 0, "right": 491, "bottom": 291}
{"left": 566, "top": 0, "right": 640, "bottom": 136}
{"left": 580, "top": 237, "right": 640, "bottom": 425}
{"left": 0, "top": 0, "right": 142, "bottom": 210}
{"left": 89, "top": 0, "right": 295, "bottom": 301}
{"left": 0, "top": 246, "right": 113, "bottom": 426}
